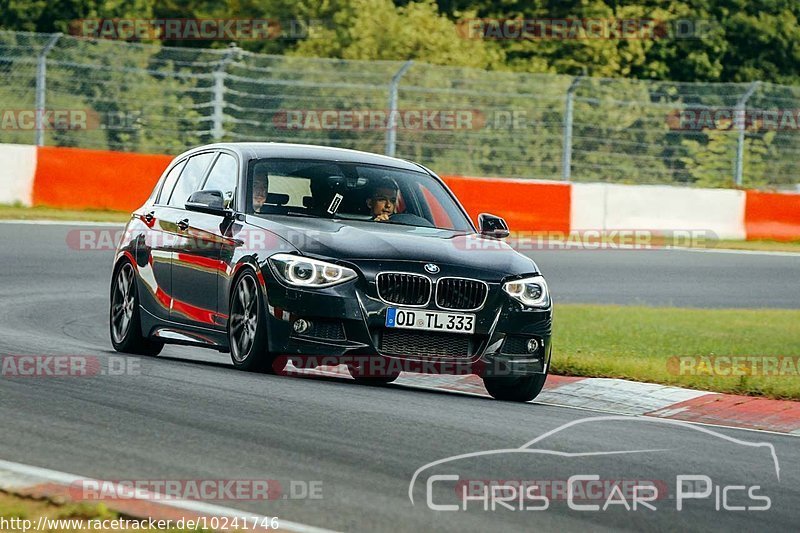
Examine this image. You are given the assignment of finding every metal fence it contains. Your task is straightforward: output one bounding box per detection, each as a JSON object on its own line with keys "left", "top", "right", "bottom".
{"left": 1, "top": 30, "right": 799, "bottom": 189}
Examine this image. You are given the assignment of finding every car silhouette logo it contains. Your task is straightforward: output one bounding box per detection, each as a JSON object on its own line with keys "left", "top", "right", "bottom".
{"left": 424, "top": 263, "right": 440, "bottom": 274}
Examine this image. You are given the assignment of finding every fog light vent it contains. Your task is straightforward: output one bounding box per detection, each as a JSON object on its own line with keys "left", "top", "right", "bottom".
{"left": 293, "top": 319, "right": 310, "bottom": 334}
{"left": 501, "top": 335, "right": 542, "bottom": 356}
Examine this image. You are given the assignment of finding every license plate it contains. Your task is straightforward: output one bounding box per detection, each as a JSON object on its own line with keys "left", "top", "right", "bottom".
{"left": 385, "top": 308, "right": 475, "bottom": 334}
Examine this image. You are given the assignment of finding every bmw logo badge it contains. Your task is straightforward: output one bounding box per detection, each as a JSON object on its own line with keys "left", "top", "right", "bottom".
{"left": 424, "top": 263, "right": 440, "bottom": 274}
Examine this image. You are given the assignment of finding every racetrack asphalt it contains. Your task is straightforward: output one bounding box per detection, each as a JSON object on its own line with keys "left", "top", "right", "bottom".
{"left": 529, "top": 247, "right": 800, "bottom": 309}
{"left": 0, "top": 222, "right": 798, "bottom": 532}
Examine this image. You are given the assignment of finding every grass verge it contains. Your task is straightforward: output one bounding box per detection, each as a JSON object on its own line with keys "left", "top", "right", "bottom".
{"left": 553, "top": 304, "right": 800, "bottom": 400}
{"left": 0, "top": 490, "right": 214, "bottom": 532}
{"left": 0, "top": 204, "right": 129, "bottom": 223}
{"left": 699, "top": 238, "right": 800, "bottom": 253}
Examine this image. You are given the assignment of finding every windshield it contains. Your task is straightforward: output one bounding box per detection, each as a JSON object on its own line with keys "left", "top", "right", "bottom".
{"left": 246, "top": 158, "right": 473, "bottom": 231}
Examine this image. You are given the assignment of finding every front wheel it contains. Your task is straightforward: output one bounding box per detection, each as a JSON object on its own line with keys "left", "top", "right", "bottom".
{"left": 483, "top": 372, "right": 548, "bottom": 402}
{"left": 228, "top": 270, "right": 275, "bottom": 373}
{"left": 110, "top": 261, "right": 164, "bottom": 356}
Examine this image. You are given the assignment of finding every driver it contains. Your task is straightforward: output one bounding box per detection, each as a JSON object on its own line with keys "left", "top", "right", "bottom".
{"left": 366, "top": 177, "right": 399, "bottom": 222}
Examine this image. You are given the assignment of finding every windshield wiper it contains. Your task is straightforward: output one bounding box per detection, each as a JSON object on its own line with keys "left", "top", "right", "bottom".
{"left": 277, "top": 212, "right": 325, "bottom": 219}
{"left": 333, "top": 214, "right": 372, "bottom": 222}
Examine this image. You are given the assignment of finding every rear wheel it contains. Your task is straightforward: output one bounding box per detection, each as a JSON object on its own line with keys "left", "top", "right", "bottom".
{"left": 483, "top": 372, "right": 548, "bottom": 402}
{"left": 110, "top": 261, "right": 164, "bottom": 356}
{"left": 229, "top": 270, "right": 276, "bottom": 372}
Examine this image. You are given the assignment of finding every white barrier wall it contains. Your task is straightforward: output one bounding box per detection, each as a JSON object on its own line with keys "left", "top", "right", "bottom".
{"left": 569, "top": 183, "right": 607, "bottom": 232}
{"left": 0, "top": 142, "right": 787, "bottom": 241}
{"left": 0, "top": 144, "right": 37, "bottom": 206}
{"left": 571, "top": 183, "right": 747, "bottom": 240}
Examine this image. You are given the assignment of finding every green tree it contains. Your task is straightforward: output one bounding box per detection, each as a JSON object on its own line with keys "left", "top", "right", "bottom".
{"left": 291, "top": 0, "right": 503, "bottom": 69}
{"left": 0, "top": 0, "right": 155, "bottom": 33}
{"left": 431, "top": 0, "right": 800, "bottom": 84}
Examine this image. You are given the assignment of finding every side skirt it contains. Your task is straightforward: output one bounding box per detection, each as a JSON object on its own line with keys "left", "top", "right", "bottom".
{"left": 140, "top": 306, "right": 230, "bottom": 352}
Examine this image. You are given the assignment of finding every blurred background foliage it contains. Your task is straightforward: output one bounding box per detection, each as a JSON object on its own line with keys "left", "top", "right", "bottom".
{"left": 1, "top": 0, "right": 799, "bottom": 188}
{"left": 2, "top": 0, "right": 799, "bottom": 84}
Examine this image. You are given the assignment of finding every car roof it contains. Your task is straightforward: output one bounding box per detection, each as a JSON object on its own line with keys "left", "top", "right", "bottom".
{"left": 175, "top": 142, "right": 428, "bottom": 173}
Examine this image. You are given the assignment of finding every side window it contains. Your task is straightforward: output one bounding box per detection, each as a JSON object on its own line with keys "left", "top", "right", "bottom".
{"left": 156, "top": 159, "right": 187, "bottom": 204}
{"left": 167, "top": 153, "right": 214, "bottom": 208}
{"left": 249, "top": 160, "right": 313, "bottom": 214}
{"left": 202, "top": 153, "right": 238, "bottom": 208}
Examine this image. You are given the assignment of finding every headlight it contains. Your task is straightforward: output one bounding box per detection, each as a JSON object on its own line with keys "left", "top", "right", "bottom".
{"left": 269, "top": 253, "right": 357, "bottom": 288}
{"left": 503, "top": 275, "right": 550, "bottom": 308}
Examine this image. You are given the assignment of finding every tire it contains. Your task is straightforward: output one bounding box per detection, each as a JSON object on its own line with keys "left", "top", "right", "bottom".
{"left": 483, "top": 372, "right": 548, "bottom": 402}
{"left": 347, "top": 357, "right": 400, "bottom": 385}
{"left": 110, "top": 261, "right": 164, "bottom": 356}
{"left": 228, "top": 270, "right": 276, "bottom": 373}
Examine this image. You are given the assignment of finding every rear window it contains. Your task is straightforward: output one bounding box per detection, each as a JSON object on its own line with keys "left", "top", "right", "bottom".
{"left": 155, "top": 159, "right": 187, "bottom": 204}
{"left": 167, "top": 152, "right": 214, "bottom": 208}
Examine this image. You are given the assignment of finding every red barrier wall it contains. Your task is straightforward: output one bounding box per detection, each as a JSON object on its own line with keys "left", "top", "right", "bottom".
{"left": 28, "top": 146, "right": 800, "bottom": 242}
{"left": 442, "top": 175, "right": 571, "bottom": 232}
{"left": 745, "top": 190, "right": 800, "bottom": 242}
{"left": 33, "top": 146, "right": 172, "bottom": 211}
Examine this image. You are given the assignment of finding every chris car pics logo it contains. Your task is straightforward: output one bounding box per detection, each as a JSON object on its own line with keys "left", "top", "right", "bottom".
{"left": 409, "top": 416, "right": 778, "bottom": 513}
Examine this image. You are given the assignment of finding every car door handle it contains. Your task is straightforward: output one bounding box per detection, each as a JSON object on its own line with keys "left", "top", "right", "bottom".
{"left": 144, "top": 211, "right": 155, "bottom": 223}
{"left": 177, "top": 218, "right": 190, "bottom": 231}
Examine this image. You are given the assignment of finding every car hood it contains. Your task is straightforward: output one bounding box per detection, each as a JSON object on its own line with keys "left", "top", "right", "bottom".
{"left": 248, "top": 215, "right": 538, "bottom": 277}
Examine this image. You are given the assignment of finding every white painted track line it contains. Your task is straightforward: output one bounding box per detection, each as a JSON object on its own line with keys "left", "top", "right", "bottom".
{"left": 0, "top": 459, "right": 339, "bottom": 533}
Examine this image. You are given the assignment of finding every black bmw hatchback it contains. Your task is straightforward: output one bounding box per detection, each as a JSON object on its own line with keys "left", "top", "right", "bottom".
{"left": 110, "top": 143, "right": 553, "bottom": 401}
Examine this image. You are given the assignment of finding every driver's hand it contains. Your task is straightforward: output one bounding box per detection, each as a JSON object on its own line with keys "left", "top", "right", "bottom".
{"left": 373, "top": 213, "right": 391, "bottom": 222}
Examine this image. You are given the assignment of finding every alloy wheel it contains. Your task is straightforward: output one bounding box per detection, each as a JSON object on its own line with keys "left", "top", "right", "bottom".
{"left": 230, "top": 275, "right": 259, "bottom": 363}
{"left": 111, "top": 263, "right": 135, "bottom": 344}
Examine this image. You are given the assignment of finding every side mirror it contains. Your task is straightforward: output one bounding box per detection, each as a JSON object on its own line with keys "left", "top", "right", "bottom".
{"left": 185, "top": 190, "right": 232, "bottom": 217}
{"left": 478, "top": 213, "right": 510, "bottom": 239}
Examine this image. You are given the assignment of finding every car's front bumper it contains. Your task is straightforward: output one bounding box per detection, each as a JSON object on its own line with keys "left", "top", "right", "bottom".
{"left": 261, "top": 266, "right": 552, "bottom": 378}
